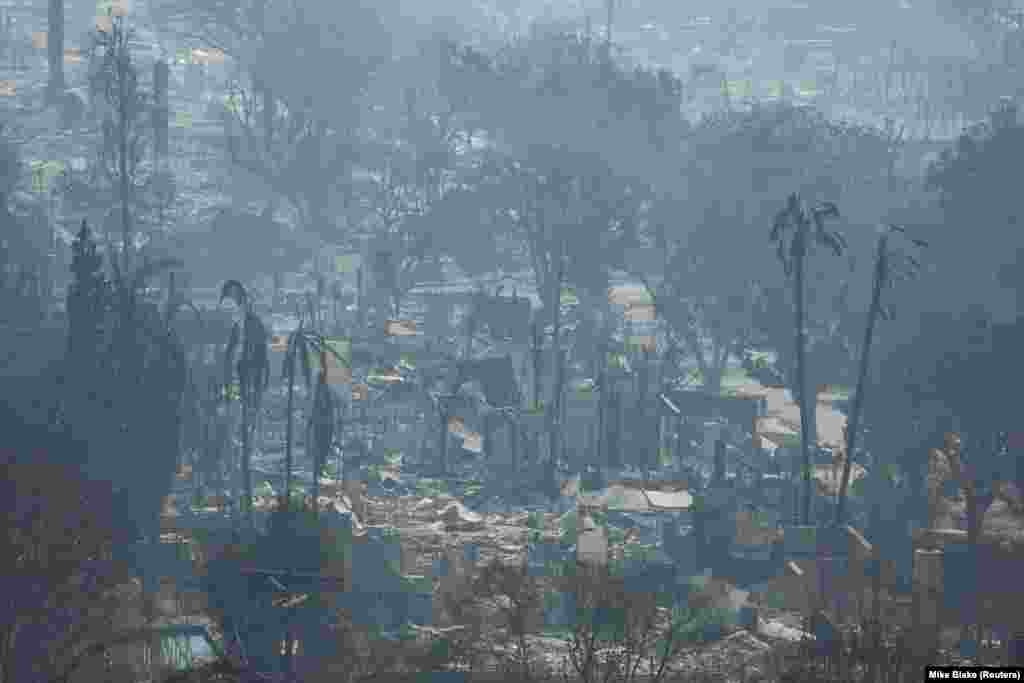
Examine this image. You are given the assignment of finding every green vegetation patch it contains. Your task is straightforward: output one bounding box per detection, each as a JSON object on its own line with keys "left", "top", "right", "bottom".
{"left": 559, "top": 510, "right": 578, "bottom": 545}
{"left": 415, "top": 478, "right": 448, "bottom": 498}
{"left": 606, "top": 526, "right": 626, "bottom": 546}
{"left": 526, "top": 511, "right": 544, "bottom": 530}
{"left": 775, "top": 433, "right": 802, "bottom": 450}
{"left": 400, "top": 574, "right": 433, "bottom": 594}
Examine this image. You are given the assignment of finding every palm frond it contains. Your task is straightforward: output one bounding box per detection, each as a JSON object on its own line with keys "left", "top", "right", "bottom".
{"left": 813, "top": 202, "right": 840, "bottom": 221}
{"left": 820, "top": 231, "right": 845, "bottom": 257}
{"left": 219, "top": 279, "right": 248, "bottom": 311}
{"left": 164, "top": 298, "right": 203, "bottom": 328}
{"left": 769, "top": 214, "right": 785, "bottom": 243}
{"left": 318, "top": 339, "right": 352, "bottom": 369}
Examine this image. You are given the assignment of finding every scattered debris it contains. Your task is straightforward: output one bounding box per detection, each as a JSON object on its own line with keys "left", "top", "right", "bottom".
{"left": 757, "top": 618, "right": 814, "bottom": 643}
{"left": 441, "top": 501, "right": 486, "bottom": 532}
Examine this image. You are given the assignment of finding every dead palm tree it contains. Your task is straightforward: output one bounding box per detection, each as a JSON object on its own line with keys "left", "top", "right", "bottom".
{"left": 220, "top": 279, "right": 271, "bottom": 529}
{"left": 835, "top": 224, "right": 927, "bottom": 525}
{"left": 770, "top": 192, "right": 845, "bottom": 525}
{"left": 308, "top": 347, "right": 338, "bottom": 516}
{"left": 282, "top": 320, "right": 314, "bottom": 512}
{"left": 281, "top": 320, "right": 351, "bottom": 512}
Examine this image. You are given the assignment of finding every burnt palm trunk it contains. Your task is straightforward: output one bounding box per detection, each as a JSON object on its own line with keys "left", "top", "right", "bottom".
{"left": 962, "top": 453, "right": 995, "bottom": 646}
{"left": 311, "top": 387, "right": 323, "bottom": 515}
{"left": 240, "top": 370, "right": 254, "bottom": 529}
{"left": 596, "top": 364, "right": 606, "bottom": 471}
{"left": 793, "top": 233, "right": 813, "bottom": 525}
{"left": 118, "top": 51, "right": 132, "bottom": 271}
{"left": 546, "top": 251, "right": 567, "bottom": 497}
{"left": 284, "top": 356, "right": 296, "bottom": 511}
{"left": 312, "top": 348, "right": 336, "bottom": 518}
{"left": 261, "top": 82, "right": 274, "bottom": 154}
{"left": 836, "top": 236, "right": 886, "bottom": 525}
{"left": 547, "top": 346, "right": 566, "bottom": 496}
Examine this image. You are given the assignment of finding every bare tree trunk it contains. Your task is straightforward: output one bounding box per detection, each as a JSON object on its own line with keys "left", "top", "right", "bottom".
{"left": 836, "top": 236, "right": 886, "bottom": 525}
{"left": 548, "top": 347, "right": 566, "bottom": 496}
{"left": 46, "top": 0, "right": 64, "bottom": 103}
{"left": 284, "top": 359, "right": 296, "bottom": 511}
{"left": 546, "top": 247, "right": 567, "bottom": 497}
{"left": 241, "top": 391, "right": 253, "bottom": 529}
{"left": 261, "top": 82, "right": 274, "bottom": 155}
{"left": 794, "top": 233, "right": 813, "bottom": 525}
{"left": 595, "top": 340, "right": 607, "bottom": 472}
{"left": 118, "top": 51, "right": 132, "bottom": 271}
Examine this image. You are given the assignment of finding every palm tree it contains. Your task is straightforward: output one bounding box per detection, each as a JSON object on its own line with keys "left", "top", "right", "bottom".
{"left": 220, "top": 279, "right": 271, "bottom": 529}
{"left": 308, "top": 349, "right": 337, "bottom": 516}
{"left": 770, "top": 193, "right": 845, "bottom": 525}
{"left": 280, "top": 321, "right": 351, "bottom": 512}
{"left": 835, "top": 224, "right": 927, "bottom": 525}
{"left": 282, "top": 320, "right": 313, "bottom": 512}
